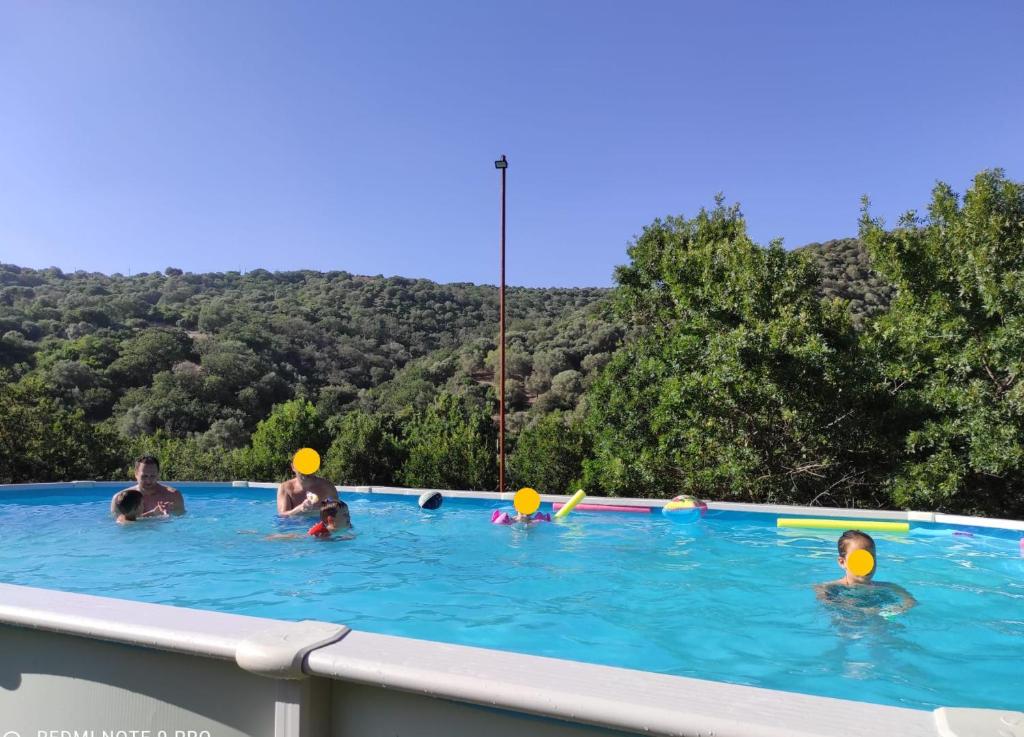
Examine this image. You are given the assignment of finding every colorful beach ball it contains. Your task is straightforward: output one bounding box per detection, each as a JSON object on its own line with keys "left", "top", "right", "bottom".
{"left": 662, "top": 495, "right": 707, "bottom": 523}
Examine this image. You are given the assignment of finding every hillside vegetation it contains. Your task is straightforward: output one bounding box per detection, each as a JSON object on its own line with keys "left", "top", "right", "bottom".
{"left": 0, "top": 237, "right": 887, "bottom": 437}
{"left": 2, "top": 169, "right": 1020, "bottom": 518}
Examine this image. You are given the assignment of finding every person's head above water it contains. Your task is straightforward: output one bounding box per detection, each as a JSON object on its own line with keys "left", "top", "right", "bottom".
{"left": 290, "top": 458, "right": 320, "bottom": 482}
{"left": 837, "top": 529, "right": 876, "bottom": 583}
{"left": 321, "top": 499, "right": 351, "bottom": 529}
{"left": 134, "top": 455, "right": 160, "bottom": 491}
{"left": 114, "top": 490, "right": 143, "bottom": 522}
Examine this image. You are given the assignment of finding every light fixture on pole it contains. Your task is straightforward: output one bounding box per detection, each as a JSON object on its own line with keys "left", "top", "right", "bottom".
{"left": 494, "top": 154, "right": 508, "bottom": 494}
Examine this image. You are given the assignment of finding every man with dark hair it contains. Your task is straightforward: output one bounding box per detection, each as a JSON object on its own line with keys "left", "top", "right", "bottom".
{"left": 111, "top": 455, "right": 186, "bottom": 518}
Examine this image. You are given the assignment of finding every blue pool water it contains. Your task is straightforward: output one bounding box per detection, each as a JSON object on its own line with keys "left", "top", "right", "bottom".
{"left": 1, "top": 483, "right": 1022, "bottom": 711}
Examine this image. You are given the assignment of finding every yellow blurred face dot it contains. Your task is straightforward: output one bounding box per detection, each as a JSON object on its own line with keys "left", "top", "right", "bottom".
{"left": 514, "top": 487, "right": 540, "bottom": 515}
{"left": 293, "top": 448, "right": 321, "bottom": 475}
{"left": 847, "top": 548, "right": 875, "bottom": 577}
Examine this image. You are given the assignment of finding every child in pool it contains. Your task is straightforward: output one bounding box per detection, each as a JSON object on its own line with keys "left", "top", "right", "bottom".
{"left": 490, "top": 509, "right": 551, "bottom": 525}
{"left": 112, "top": 489, "right": 171, "bottom": 523}
{"left": 266, "top": 500, "right": 353, "bottom": 540}
{"left": 815, "top": 530, "right": 917, "bottom": 616}
{"left": 307, "top": 500, "right": 351, "bottom": 538}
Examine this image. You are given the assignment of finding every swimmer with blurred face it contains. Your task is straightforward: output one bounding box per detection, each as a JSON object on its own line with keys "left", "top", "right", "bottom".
{"left": 265, "top": 499, "right": 353, "bottom": 541}
{"left": 307, "top": 500, "right": 352, "bottom": 538}
{"left": 112, "top": 490, "right": 143, "bottom": 523}
{"left": 277, "top": 458, "right": 339, "bottom": 517}
{"left": 815, "top": 530, "right": 917, "bottom": 615}
{"left": 111, "top": 455, "right": 186, "bottom": 519}
{"left": 112, "top": 489, "right": 177, "bottom": 523}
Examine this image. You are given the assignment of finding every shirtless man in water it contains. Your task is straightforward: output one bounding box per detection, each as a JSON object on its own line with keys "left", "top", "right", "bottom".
{"left": 277, "top": 461, "right": 340, "bottom": 517}
{"left": 111, "top": 455, "right": 186, "bottom": 518}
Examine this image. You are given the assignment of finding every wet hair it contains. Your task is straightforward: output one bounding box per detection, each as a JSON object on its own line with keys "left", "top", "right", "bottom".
{"left": 323, "top": 501, "right": 352, "bottom": 524}
{"left": 135, "top": 455, "right": 159, "bottom": 469}
{"left": 115, "top": 490, "right": 143, "bottom": 517}
{"left": 321, "top": 500, "right": 349, "bottom": 523}
{"left": 838, "top": 530, "right": 875, "bottom": 557}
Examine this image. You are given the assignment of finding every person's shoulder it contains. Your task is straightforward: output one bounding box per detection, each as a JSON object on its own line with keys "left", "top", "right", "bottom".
{"left": 313, "top": 477, "right": 338, "bottom": 492}
{"left": 277, "top": 479, "right": 295, "bottom": 493}
{"left": 877, "top": 581, "right": 912, "bottom": 594}
{"left": 815, "top": 580, "right": 843, "bottom": 596}
{"left": 160, "top": 484, "right": 182, "bottom": 496}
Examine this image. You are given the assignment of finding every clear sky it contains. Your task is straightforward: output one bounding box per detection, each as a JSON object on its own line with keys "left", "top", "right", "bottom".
{"left": 1, "top": 1, "right": 1021, "bottom": 287}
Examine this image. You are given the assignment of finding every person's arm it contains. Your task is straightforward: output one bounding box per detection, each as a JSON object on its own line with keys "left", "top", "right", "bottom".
{"left": 277, "top": 485, "right": 314, "bottom": 517}
{"left": 110, "top": 494, "right": 120, "bottom": 519}
{"left": 886, "top": 583, "right": 917, "bottom": 613}
{"left": 165, "top": 487, "right": 186, "bottom": 515}
{"left": 141, "top": 502, "right": 170, "bottom": 518}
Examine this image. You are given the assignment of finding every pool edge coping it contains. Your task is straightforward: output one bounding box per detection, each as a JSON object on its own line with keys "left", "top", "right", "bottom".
{"left": 0, "top": 581, "right": 939, "bottom": 737}
{"left": 4, "top": 480, "right": 1023, "bottom": 533}
{"left": 209, "top": 481, "right": 1024, "bottom": 532}
{"left": 8, "top": 483, "right": 1015, "bottom": 528}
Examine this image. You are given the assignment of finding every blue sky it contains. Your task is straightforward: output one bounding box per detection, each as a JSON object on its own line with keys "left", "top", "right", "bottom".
{"left": 1, "top": 1, "right": 1021, "bottom": 287}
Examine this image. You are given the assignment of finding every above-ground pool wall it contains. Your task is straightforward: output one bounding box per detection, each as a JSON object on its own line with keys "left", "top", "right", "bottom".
{"left": 0, "top": 625, "right": 628, "bottom": 737}
{"left": 0, "top": 584, "right": 941, "bottom": 737}
{"left": 0, "top": 624, "right": 308, "bottom": 737}
{"left": 0, "top": 629, "right": 634, "bottom": 737}
{"left": 328, "top": 683, "right": 630, "bottom": 737}
{"left": 0, "top": 583, "right": 647, "bottom": 737}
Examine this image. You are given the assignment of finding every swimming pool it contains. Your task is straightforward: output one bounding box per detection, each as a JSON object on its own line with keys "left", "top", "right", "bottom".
{"left": 1, "top": 483, "right": 1022, "bottom": 713}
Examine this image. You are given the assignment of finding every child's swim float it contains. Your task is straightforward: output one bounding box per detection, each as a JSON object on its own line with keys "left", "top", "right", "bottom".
{"left": 662, "top": 495, "right": 707, "bottom": 523}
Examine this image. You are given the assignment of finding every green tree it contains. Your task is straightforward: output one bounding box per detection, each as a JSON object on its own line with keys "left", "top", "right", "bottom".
{"left": 247, "top": 399, "right": 330, "bottom": 482}
{"left": 106, "top": 328, "right": 194, "bottom": 387}
{"left": 861, "top": 170, "right": 1024, "bottom": 516}
{"left": 509, "top": 411, "right": 589, "bottom": 494}
{"left": 127, "top": 431, "right": 240, "bottom": 482}
{"left": 0, "top": 330, "right": 34, "bottom": 367}
{"left": 114, "top": 367, "right": 212, "bottom": 437}
{"left": 0, "top": 375, "right": 125, "bottom": 483}
{"left": 583, "top": 199, "right": 887, "bottom": 503}
{"left": 322, "top": 410, "right": 405, "bottom": 485}
{"left": 399, "top": 393, "right": 497, "bottom": 490}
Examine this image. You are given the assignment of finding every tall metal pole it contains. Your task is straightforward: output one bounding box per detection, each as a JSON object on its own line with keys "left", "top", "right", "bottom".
{"left": 495, "top": 154, "right": 508, "bottom": 494}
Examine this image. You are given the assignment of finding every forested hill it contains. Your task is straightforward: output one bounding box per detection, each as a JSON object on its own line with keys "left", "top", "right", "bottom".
{"left": 0, "top": 238, "right": 889, "bottom": 434}
{"left": 4, "top": 171, "right": 1020, "bottom": 518}
{"left": 0, "top": 238, "right": 891, "bottom": 445}
{"left": 0, "top": 264, "right": 615, "bottom": 439}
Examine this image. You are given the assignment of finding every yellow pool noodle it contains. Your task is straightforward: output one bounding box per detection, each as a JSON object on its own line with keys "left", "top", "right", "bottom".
{"left": 554, "top": 489, "right": 587, "bottom": 519}
{"left": 777, "top": 518, "right": 909, "bottom": 533}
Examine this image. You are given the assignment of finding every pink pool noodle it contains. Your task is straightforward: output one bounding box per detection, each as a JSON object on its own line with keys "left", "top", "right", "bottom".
{"left": 551, "top": 502, "right": 652, "bottom": 514}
